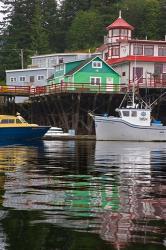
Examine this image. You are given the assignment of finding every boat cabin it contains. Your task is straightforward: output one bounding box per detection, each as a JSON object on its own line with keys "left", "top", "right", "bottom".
{"left": 0, "top": 115, "right": 27, "bottom": 125}
{"left": 116, "top": 108, "right": 151, "bottom": 126}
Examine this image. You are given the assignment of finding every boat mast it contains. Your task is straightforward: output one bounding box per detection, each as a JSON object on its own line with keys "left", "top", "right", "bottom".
{"left": 132, "top": 56, "right": 137, "bottom": 108}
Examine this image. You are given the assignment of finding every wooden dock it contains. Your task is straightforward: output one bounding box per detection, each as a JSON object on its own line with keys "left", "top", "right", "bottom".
{"left": 43, "top": 135, "right": 96, "bottom": 140}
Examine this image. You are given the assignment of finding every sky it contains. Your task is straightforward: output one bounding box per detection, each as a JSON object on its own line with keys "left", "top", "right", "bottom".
{"left": 0, "top": 3, "right": 3, "bottom": 21}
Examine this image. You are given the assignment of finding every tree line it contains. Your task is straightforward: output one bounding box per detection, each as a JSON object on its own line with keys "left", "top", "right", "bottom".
{"left": 0, "top": 0, "right": 165, "bottom": 81}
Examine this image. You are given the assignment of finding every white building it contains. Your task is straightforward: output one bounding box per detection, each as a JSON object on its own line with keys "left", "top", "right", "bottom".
{"left": 97, "top": 12, "right": 166, "bottom": 87}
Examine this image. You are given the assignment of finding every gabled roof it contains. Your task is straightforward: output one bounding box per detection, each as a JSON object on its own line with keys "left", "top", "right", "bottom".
{"left": 106, "top": 17, "right": 134, "bottom": 31}
{"left": 65, "top": 56, "right": 96, "bottom": 76}
{"left": 65, "top": 56, "right": 120, "bottom": 76}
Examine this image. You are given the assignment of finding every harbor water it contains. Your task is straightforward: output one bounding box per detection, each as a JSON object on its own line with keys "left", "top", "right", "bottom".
{"left": 0, "top": 140, "right": 165, "bottom": 250}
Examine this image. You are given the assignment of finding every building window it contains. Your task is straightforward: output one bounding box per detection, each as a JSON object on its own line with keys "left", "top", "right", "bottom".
{"left": 19, "top": 76, "right": 26, "bottom": 82}
{"left": 122, "top": 72, "right": 126, "bottom": 76}
{"left": 92, "top": 61, "right": 102, "bottom": 68}
{"left": 163, "top": 63, "right": 166, "bottom": 73}
{"left": 158, "top": 46, "right": 166, "bottom": 56}
{"left": 133, "top": 44, "right": 143, "bottom": 55}
{"left": 90, "top": 77, "right": 101, "bottom": 85}
{"left": 144, "top": 45, "right": 154, "bottom": 56}
{"left": 59, "top": 57, "right": 64, "bottom": 64}
{"left": 112, "top": 46, "right": 120, "bottom": 56}
{"left": 121, "top": 29, "right": 127, "bottom": 36}
{"left": 37, "top": 75, "right": 44, "bottom": 81}
{"left": 10, "top": 77, "right": 17, "bottom": 82}
{"left": 30, "top": 76, "right": 35, "bottom": 83}
{"left": 112, "top": 29, "right": 120, "bottom": 36}
{"left": 60, "top": 64, "right": 64, "bottom": 70}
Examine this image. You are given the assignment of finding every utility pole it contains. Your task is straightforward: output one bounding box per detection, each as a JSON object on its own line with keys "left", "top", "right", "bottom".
{"left": 20, "top": 49, "right": 24, "bottom": 69}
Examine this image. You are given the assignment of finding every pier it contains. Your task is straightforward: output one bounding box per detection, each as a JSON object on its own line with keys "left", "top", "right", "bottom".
{"left": 1, "top": 81, "right": 166, "bottom": 134}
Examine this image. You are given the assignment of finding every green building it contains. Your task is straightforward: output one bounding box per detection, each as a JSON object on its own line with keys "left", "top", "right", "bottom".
{"left": 48, "top": 56, "right": 121, "bottom": 92}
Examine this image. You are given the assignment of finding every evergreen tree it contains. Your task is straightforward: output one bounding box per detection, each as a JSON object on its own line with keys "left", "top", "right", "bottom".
{"left": 30, "top": 0, "right": 49, "bottom": 55}
{"left": 59, "top": 0, "right": 91, "bottom": 51}
{"left": 67, "top": 10, "right": 103, "bottom": 51}
{"left": 0, "top": 0, "right": 33, "bottom": 80}
{"left": 121, "top": 0, "right": 160, "bottom": 39}
{"left": 158, "top": 0, "right": 166, "bottom": 39}
{"left": 42, "top": 0, "right": 60, "bottom": 52}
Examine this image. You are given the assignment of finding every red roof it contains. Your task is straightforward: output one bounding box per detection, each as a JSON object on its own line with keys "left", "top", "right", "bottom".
{"left": 106, "top": 17, "right": 134, "bottom": 30}
{"left": 107, "top": 56, "right": 166, "bottom": 65}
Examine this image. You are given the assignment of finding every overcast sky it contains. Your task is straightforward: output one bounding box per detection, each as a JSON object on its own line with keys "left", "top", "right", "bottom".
{"left": 0, "top": 3, "right": 3, "bottom": 21}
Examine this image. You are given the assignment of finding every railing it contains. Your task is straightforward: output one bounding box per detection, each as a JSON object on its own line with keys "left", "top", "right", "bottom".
{"left": 30, "top": 83, "right": 128, "bottom": 96}
{"left": 0, "top": 85, "right": 31, "bottom": 96}
{"left": 1, "top": 78, "right": 166, "bottom": 97}
{"left": 128, "top": 77, "right": 166, "bottom": 89}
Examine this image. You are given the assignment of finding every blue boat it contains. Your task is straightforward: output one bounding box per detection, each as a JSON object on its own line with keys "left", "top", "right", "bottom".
{"left": 0, "top": 113, "right": 50, "bottom": 141}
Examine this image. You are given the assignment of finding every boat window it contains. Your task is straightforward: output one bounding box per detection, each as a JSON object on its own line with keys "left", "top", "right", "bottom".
{"left": 8, "top": 119, "right": 15, "bottom": 123}
{"left": 16, "top": 119, "right": 22, "bottom": 124}
{"left": 0, "top": 119, "right": 14, "bottom": 124}
{"left": 122, "top": 111, "right": 130, "bottom": 117}
{"left": 19, "top": 117, "right": 27, "bottom": 123}
{"left": 16, "top": 116, "right": 27, "bottom": 123}
{"left": 131, "top": 111, "right": 137, "bottom": 117}
{"left": 0, "top": 119, "right": 9, "bottom": 124}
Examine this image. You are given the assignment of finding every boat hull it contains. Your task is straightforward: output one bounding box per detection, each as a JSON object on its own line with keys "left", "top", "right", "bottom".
{"left": 95, "top": 116, "right": 166, "bottom": 141}
{"left": 0, "top": 126, "right": 50, "bottom": 141}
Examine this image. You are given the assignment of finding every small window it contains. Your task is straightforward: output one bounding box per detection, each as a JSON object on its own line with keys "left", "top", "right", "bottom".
{"left": 59, "top": 57, "right": 64, "bottom": 63}
{"left": 133, "top": 44, "right": 143, "bottom": 55}
{"left": 30, "top": 76, "right": 35, "bottom": 83}
{"left": 144, "top": 45, "right": 154, "bottom": 56}
{"left": 20, "top": 76, "right": 26, "bottom": 82}
{"left": 37, "top": 75, "right": 44, "bottom": 81}
{"left": 16, "top": 119, "right": 22, "bottom": 124}
{"left": 60, "top": 64, "right": 64, "bottom": 70}
{"left": 90, "top": 77, "right": 101, "bottom": 85}
{"left": 122, "top": 72, "right": 126, "bottom": 76}
{"left": 92, "top": 61, "right": 102, "bottom": 68}
{"left": 131, "top": 111, "right": 137, "bottom": 117}
{"left": 112, "top": 46, "right": 120, "bottom": 56}
{"left": 122, "top": 111, "right": 130, "bottom": 117}
{"left": 0, "top": 119, "right": 9, "bottom": 124}
{"left": 158, "top": 46, "right": 166, "bottom": 56}
{"left": 10, "top": 77, "right": 17, "bottom": 82}
{"left": 8, "top": 119, "right": 15, "bottom": 123}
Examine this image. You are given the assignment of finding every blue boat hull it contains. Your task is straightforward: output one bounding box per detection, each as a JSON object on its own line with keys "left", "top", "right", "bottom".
{"left": 0, "top": 126, "right": 50, "bottom": 141}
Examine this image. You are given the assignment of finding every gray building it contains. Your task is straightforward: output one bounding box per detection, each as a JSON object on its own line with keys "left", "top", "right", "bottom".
{"left": 6, "top": 52, "right": 102, "bottom": 87}
{"left": 6, "top": 68, "right": 54, "bottom": 87}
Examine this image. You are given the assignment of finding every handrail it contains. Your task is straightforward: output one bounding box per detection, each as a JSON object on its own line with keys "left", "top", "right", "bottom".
{"left": 30, "top": 83, "right": 128, "bottom": 96}
{"left": 0, "top": 78, "right": 166, "bottom": 97}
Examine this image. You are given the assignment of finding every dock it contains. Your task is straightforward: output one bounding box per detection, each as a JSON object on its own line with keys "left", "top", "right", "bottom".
{"left": 43, "top": 135, "right": 96, "bottom": 140}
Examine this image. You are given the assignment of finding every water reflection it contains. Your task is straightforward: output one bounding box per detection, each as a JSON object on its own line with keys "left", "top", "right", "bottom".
{"left": 0, "top": 140, "right": 165, "bottom": 250}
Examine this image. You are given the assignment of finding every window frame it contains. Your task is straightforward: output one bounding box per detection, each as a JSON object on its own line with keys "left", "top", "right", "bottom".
{"left": 111, "top": 46, "right": 120, "bottom": 56}
{"left": 122, "top": 111, "right": 130, "bottom": 117}
{"left": 90, "top": 77, "right": 101, "bottom": 85}
{"left": 19, "top": 76, "right": 26, "bottom": 82}
{"left": 37, "top": 75, "right": 45, "bottom": 81}
{"left": 92, "top": 61, "right": 102, "bottom": 68}
{"left": 158, "top": 46, "right": 166, "bottom": 56}
{"left": 144, "top": 45, "right": 154, "bottom": 56}
{"left": 10, "top": 77, "right": 17, "bottom": 82}
{"left": 133, "top": 44, "right": 143, "bottom": 55}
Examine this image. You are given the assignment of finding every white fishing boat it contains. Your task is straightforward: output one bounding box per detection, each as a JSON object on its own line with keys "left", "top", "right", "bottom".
{"left": 90, "top": 91, "right": 166, "bottom": 141}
